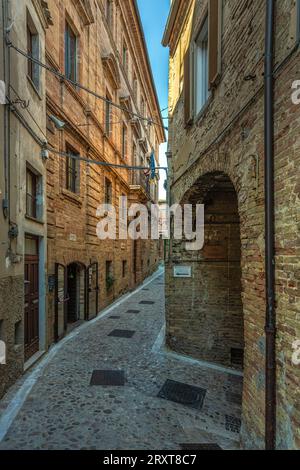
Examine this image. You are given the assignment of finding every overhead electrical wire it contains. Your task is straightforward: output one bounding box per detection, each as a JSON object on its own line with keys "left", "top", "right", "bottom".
{"left": 47, "top": 147, "right": 168, "bottom": 173}
{"left": 8, "top": 41, "right": 169, "bottom": 132}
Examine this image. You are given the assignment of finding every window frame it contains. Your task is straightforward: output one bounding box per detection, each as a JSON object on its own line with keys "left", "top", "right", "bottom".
{"left": 26, "top": 167, "right": 38, "bottom": 219}
{"left": 122, "top": 39, "right": 129, "bottom": 74}
{"left": 105, "top": 177, "right": 113, "bottom": 205}
{"left": 105, "top": 93, "right": 113, "bottom": 137}
{"left": 106, "top": 0, "right": 114, "bottom": 31}
{"left": 26, "top": 13, "right": 40, "bottom": 91}
{"left": 297, "top": 0, "right": 300, "bottom": 44}
{"left": 194, "top": 15, "right": 209, "bottom": 117}
{"left": 122, "top": 123, "right": 128, "bottom": 160}
{"left": 66, "top": 145, "right": 80, "bottom": 194}
{"left": 65, "top": 21, "right": 78, "bottom": 82}
{"left": 122, "top": 260, "right": 127, "bottom": 278}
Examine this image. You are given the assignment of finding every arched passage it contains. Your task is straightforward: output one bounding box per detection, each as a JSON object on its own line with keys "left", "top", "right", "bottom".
{"left": 168, "top": 172, "right": 244, "bottom": 370}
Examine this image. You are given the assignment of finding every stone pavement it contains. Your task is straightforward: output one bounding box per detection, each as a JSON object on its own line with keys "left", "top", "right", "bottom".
{"left": 0, "top": 268, "right": 243, "bottom": 450}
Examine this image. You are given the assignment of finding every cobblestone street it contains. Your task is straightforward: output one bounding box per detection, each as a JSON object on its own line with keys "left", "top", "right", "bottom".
{"left": 0, "top": 268, "right": 243, "bottom": 450}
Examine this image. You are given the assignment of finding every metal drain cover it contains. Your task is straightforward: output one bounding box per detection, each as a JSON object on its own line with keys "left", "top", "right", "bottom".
{"left": 108, "top": 329, "right": 136, "bottom": 338}
{"left": 180, "top": 443, "right": 223, "bottom": 450}
{"left": 110, "top": 316, "right": 121, "bottom": 319}
{"left": 90, "top": 370, "right": 125, "bottom": 386}
{"left": 126, "top": 310, "right": 140, "bottom": 314}
{"left": 225, "top": 415, "right": 241, "bottom": 433}
{"left": 139, "top": 301, "right": 155, "bottom": 305}
{"left": 158, "top": 380, "right": 206, "bottom": 410}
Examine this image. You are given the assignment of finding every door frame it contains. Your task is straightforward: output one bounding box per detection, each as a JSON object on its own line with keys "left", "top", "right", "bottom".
{"left": 54, "top": 263, "right": 68, "bottom": 342}
{"left": 86, "top": 262, "right": 99, "bottom": 321}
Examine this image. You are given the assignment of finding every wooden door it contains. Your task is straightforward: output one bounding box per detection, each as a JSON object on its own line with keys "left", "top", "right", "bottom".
{"left": 24, "top": 237, "right": 39, "bottom": 361}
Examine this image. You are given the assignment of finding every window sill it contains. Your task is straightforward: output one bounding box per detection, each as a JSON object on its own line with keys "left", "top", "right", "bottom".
{"left": 27, "top": 75, "right": 42, "bottom": 101}
{"left": 62, "top": 189, "right": 82, "bottom": 206}
{"left": 25, "top": 214, "right": 45, "bottom": 225}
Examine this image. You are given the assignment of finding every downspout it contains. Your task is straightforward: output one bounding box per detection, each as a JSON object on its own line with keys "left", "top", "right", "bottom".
{"left": 2, "top": 0, "right": 10, "bottom": 221}
{"left": 264, "top": 0, "right": 276, "bottom": 451}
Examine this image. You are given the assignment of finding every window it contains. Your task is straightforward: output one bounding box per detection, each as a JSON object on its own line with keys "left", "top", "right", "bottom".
{"left": 184, "top": 1, "right": 222, "bottom": 126}
{"left": 122, "top": 260, "right": 127, "bottom": 278}
{"left": 297, "top": 0, "right": 300, "bottom": 43}
{"left": 141, "top": 96, "right": 145, "bottom": 117}
{"left": 27, "top": 15, "right": 40, "bottom": 90}
{"left": 122, "top": 123, "right": 128, "bottom": 159}
{"left": 122, "top": 40, "right": 129, "bottom": 74}
{"left": 106, "top": 0, "right": 113, "bottom": 30}
{"left": 65, "top": 22, "right": 78, "bottom": 81}
{"left": 105, "top": 94, "right": 112, "bottom": 137}
{"left": 105, "top": 178, "right": 112, "bottom": 204}
{"left": 26, "top": 167, "right": 38, "bottom": 218}
{"left": 195, "top": 16, "right": 209, "bottom": 115}
{"left": 106, "top": 261, "right": 114, "bottom": 290}
{"left": 66, "top": 146, "right": 80, "bottom": 193}
{"left": 133, "top": 74, "right": 138, "bottom": 102}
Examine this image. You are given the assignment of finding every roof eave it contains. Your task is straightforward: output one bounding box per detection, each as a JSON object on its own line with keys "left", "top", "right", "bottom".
{"left": 162, "top": 0, "right": 181, "bottom": 47}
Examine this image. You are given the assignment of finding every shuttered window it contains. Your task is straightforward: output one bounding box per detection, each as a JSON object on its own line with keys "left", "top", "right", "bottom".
{"left": 184, "top": 1, "right": 222, "bottom": 125}
{"left": 184, "top": 46, "right": 193, "bottom": 127}
{"left": 208, "top": 0, "right": 222, "bottom": 89}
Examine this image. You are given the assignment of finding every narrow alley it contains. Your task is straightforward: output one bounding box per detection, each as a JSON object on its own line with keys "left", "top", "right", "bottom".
{"left": 0, "top": 269, "right": 242, "bottom": 450}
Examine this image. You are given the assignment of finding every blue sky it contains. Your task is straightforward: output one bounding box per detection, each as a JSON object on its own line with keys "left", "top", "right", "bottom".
{"left": 137, "top": 0, "right": 170, "bottom": 199}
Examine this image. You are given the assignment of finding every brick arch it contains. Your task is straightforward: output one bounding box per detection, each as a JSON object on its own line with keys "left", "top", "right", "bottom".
{"left": 167, "top": 169, "right": 245, "bottom": 371}
{"left": 174, "top": 153, "right": 241, "bottom": 208}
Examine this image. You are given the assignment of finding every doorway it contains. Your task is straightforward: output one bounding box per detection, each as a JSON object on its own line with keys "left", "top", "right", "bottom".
{"left": 24, "top": 236, "right": 39, "bottom": 361}
{"left": 67, "top": 263, "right": 86, "bottom": 325}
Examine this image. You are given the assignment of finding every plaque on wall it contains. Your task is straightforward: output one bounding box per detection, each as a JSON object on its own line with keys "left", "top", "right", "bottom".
{"left": 173, "top": 266, "right": 192, "bottom": 278}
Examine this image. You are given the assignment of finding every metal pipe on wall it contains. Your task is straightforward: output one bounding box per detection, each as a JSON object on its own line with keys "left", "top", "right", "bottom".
{"left": 264, "top": 0, "right": 276, "bottom": 451}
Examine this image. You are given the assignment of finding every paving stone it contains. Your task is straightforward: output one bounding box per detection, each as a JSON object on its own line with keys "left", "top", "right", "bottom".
{"left": 0, "top": 269, "right": 241, "bottom": 450}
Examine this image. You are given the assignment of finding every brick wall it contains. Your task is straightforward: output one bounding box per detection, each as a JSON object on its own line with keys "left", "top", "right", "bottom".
{"left": 165, "top": 0, "right": 300, "bottom": 449}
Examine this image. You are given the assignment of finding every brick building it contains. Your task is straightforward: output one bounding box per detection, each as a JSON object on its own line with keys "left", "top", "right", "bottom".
{"left": 0, "top": 0, "right": 51, "bottom": 397}
{"left": 163, "top": 0, "right": 300, "bottom": 449}
{"left": 45, "top": 0, "right": 165, "bottom": 344}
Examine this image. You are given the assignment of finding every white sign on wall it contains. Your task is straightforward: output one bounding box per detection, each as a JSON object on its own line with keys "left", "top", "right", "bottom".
{"left": 173, "top": 266, "right": 192, "bottom": 278}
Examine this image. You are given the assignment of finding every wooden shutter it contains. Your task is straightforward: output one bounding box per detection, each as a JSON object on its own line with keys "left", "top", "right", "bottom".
{"left": 209, "top": 0, "right": 222, "bottom": 89}
{"left": 184, "top": 45, "right": 193, "bottom": 127}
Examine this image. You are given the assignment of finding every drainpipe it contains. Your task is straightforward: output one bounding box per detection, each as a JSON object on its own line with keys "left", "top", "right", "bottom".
{"left": 264, "top": 0, "right": 276, "bottom": 451}
{"left": 2, "top": 0, "right": 10, "bottom": 221}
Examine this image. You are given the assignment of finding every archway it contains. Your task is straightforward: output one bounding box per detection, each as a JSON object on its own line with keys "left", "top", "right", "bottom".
{"left": 169, "top": 172, "right": 244, "bottom": 371}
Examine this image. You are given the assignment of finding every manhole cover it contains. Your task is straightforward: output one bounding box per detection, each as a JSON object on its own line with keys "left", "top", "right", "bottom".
{"left": 225, "top": 415, "right": 241, "bottom": 434}
{"left": 180, "top": 443, "right": 223, "bottom": 450}
{"left": 139, "top": 301, "right": 155, "bottom": 305}
{"left": 126, "top": 310, "right": 140, "bottom": 314}
{"left": 158, "top": 380, "right": 206, "bottom": 410}
{"left": 90, "top": 370, "right": 125, "bottom": 386}
{"left": 108, "top": 330, "right": 136, "bottom": 338}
